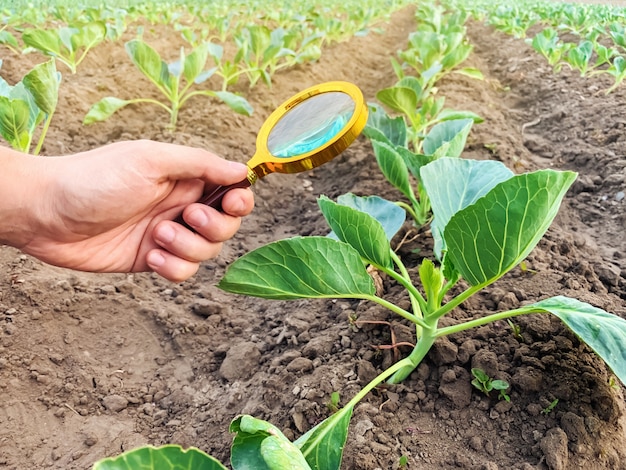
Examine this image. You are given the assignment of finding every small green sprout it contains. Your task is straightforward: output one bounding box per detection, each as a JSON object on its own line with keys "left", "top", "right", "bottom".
{"left": 484, "top": 142, "right": 498, "bottom": 154}
{"left": 507, "top": 319, "right": 523, "bottom": 340}
{"left": 471, "top": 368, "right": 511, "bottom": 402}
{"left": 541, "top": 398, "right": 559, "bottom": 415}
{"left": 519, "top": 260, "right": 538, "bottom": 275}
{"left": 398, "top": 454, "right": 409, "bottom": 469}
{"left": 326, "top": 391, "right": 341, "bottom": 413}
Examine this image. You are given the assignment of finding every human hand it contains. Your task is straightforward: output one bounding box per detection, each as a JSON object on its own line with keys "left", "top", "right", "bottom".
{"left": 11, "top": 140, "right": 254, "bottom": 282}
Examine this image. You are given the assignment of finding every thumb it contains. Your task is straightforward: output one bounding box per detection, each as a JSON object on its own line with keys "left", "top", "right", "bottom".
{"left": 142, "top": 141, "right": 249, "bottom": 185}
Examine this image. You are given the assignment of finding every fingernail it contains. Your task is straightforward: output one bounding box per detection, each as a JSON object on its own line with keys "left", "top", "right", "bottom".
{"left": 229, "top": 161, "right": 247, "bottom": 171}
{"left": 147, "top": 251, "right": 165, "bottom": 269}
{"left": 231, "top": 196, "right": 246, "bottom": 214}
{"left": 156, "top": 225, "right": 176, "bottom": 244}
{"left": 229, "top": 161, "right": 248, "bottom": 175}
{"left": 188, "top": 209, "right": 209, "bottom": 227}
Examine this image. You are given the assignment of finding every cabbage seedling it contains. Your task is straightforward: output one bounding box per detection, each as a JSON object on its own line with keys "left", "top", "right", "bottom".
{"left": 365, "top": 104, "right": 478, "bottom": 226}
{"left": 0, "top": 59, "right": 60, "bottom": 155}
{"left": 84, "top": 39, "right": 253, "bottom": 130}
{"left": 471, "top": 368, "right": 510, "bottom": 401}
{"left": 219, "top": 158, "right": 626, "bottom": 469}
{"left": 0, "top": 27, "right": 19, "bottom": 55}
{"left": 22, "top": 22, "right": 106, "bottom": 74}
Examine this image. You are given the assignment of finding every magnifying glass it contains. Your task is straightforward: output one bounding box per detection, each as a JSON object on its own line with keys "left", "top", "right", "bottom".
{"left": 183, "top": 81, "right": 368, "bottom": 215}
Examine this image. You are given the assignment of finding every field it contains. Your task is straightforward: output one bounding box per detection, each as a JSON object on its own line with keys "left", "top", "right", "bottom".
{"left": 1, "top": 2, "right": 626, "bottom": 469}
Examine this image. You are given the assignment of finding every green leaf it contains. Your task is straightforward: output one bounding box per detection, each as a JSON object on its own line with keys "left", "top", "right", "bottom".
{"left": 444, "top": 169, "right": 577, "bottom": 286}
{"left": 125, "top": 39, "right": 173, "bottom": 96}
{"left": 454, "top": 67, "right": 484, "bottom": 80}
{"left": 421, "top": 158, "right": 514, "bottom": 258}
{"left": 231, "top": 415, "right": 312, "bottom": 470}
{"left": 218, "top": 237, "right": 375, "bottom": 299}
{"left": 22, "top": 28, "right": 62, "bottom": 56}
{"left": 567, "top": 40, "right": 594, "bottom": 72}
{"left": 318, "top": 195, "right": 396, "bottom": 269}
{"left": 370, "top": 139, "right": 413, "bottom": 201}
{"left": 612, "top": 55, "right": 626, "bottom": 74}
{"left": 422, "top": 118, "right": 474, "bottom": 158}
{"left": 396, "top": 76, "right": 424, "bottom": 101}
{"left": 207, "top": 41, "right": 224, "bottom": 61}
{"left": 436, "top": 109, "right": 483, "bottom": 123}
{"left": 533, "top": 296, "right": 626, "bottom": 386}
{"left": 0, "top": 30, "right": 18, "bottom": 49}
{"left": 397, "top": 146, "right": 430, "bottom": 180}
{"left": 0, "top": 96, "right": 31, "bottom": 151}
{"left": 71, "top": 21, "right": 106, "bottom": 50}
{"left": 295, "top": 406, "right": 354, "bottom": 470}
{"left": 83, "top": 97, "right": 131, "bottom": 124}
{"left": 22, "top": 59, "right": 59, "bottom": 115}
{"left": 363, "top": 103, "right": 407, "bottom": 147}
{"left": 471, "top": 368, "right": 489, "bottom": 383}
{"left": 419, "top": 258, "right": 444, "bottom": 308}
{"left": 10, "top": 81, "right": 41, "bottom": 131}
{"left": 335, "top": 193, "right": 406, "bottom": 242}
{"left": 92, "top": 445, "right": 227, "bottom": 470}
{"left": 214, "top": 90, "right": 253, "bottom": 116}
{"left": 491, "top": 380, "right": 509, "bottom": 391}
{"left": 376, "top": 86, "right": 418, "bottom": 117}
{"left": 0, "top": 75, "right": 11, "bottom": 97}
{"left": 184, "top": 42, "right": 209, "bottom": 83}
{"left": 58, "top": 26, "right": 75, "bottom": 52}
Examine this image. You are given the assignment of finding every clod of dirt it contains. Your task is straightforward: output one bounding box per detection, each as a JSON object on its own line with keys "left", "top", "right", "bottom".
{"left": 218, "top": 341, "right": 262, "bottom": 381}
{"left": 540, "top": 427, "right": 569, "bottom": 470}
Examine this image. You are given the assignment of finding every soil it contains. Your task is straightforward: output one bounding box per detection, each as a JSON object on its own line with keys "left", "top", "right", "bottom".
{"left": 1, "top": 5, "right": 626, "bottom": 470}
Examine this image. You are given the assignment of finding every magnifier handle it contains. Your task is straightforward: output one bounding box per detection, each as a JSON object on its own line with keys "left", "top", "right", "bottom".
{"left": 197, "top": 178, "right": 252, "bottom": 210}
{"left": 175, "top": 178, "right": 252, "bottom": 228}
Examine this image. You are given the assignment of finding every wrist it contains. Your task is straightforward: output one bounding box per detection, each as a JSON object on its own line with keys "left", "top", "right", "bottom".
{"left": 0, "top": 148, "right": 49, "bottom": 248}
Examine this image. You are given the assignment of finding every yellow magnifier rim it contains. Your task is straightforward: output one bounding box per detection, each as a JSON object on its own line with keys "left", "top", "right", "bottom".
{"left": 246, "top": 81, "right": 368, "bottom": 182}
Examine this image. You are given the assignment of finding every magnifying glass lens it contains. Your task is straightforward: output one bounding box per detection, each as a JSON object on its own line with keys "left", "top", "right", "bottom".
{"left": 267, "top": 91, "right": 356, "bottom": 158}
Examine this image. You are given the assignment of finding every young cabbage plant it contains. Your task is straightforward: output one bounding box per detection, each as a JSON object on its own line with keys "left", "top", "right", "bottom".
{"left": 529, "top": 28, "right": 572, "bottom": 73}
{"left": 218, "top": 158, "right": 626, "bottom": 469}
{"left": 364, "top": 102, "right": 476, "bottom": 226}
{"left": 84, "top": 39, "right": 253, "bottom": 130}
{"left": 609, "top": 22, "right": 626, "bottom": 51}
{"left": 393, "top": 4, "right": 483, "bottom": 95}
{"left": 22, "top": 22, "right": 106, "bottom": 74}
{"left": 564, "top": 40, "right": 610, "bottom": 77}
{"left": 397, "top": 29, "right": 482, "bottom": 90}
{"left": 0, "top": 59, "right": 60, "bottom": 155}
{"left": 0, "top": 26, "right": 19, "bottom": 54}
{"left": 233, "top": 24, "right": 289, "bottom": 88}
{"left": 374, "top": 76, "right": 482, "bottom": 153}
{"left": 605, "top": 55, "right": 626, "bottom": 94}
{"left": 485, "top": 4, "right": 538, "bottom": 38}
{"left": 92, "top": 415, "right": 320, "bottom": 470}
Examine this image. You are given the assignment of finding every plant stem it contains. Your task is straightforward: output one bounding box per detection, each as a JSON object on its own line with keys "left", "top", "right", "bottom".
{"left": 395, "top": 201, "right": 420, "bottom": 224}
{"left": 300, "top": 357, "right": 414, "bottom": 459}
{"left": 127, "top": 98, "right": 172, "bottom": 114}
{"left": 345, "top": 356, "right": 415, "bottom": 408}
{"left": 169, "top": 104, "right": 179, "bottom": 130}
{"left": 389, "top": 251, "right": 427, "bottom": 315}
{"left": 387, "top": 327, "right": 437, "bottom": 384}
{"left": 33, "top": 111, "right": 54, "bottom": 156}
{"left": 360, "top": 294, "right": 430, "bottom": 331}
{"left": 434, "top": 306, "right": 541, "bottom": 338}
{"left": 430, "top": 283, "right": 483, "bottom": 320}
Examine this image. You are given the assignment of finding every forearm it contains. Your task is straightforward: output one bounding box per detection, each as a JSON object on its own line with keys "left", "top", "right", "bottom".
{"left": 0, "top": 147, "right": 48, "bottom": 248}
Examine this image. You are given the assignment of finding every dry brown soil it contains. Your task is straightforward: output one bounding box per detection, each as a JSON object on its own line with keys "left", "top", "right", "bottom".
{"left": 1, "top": 6, "right": 625, "bottom": 470}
